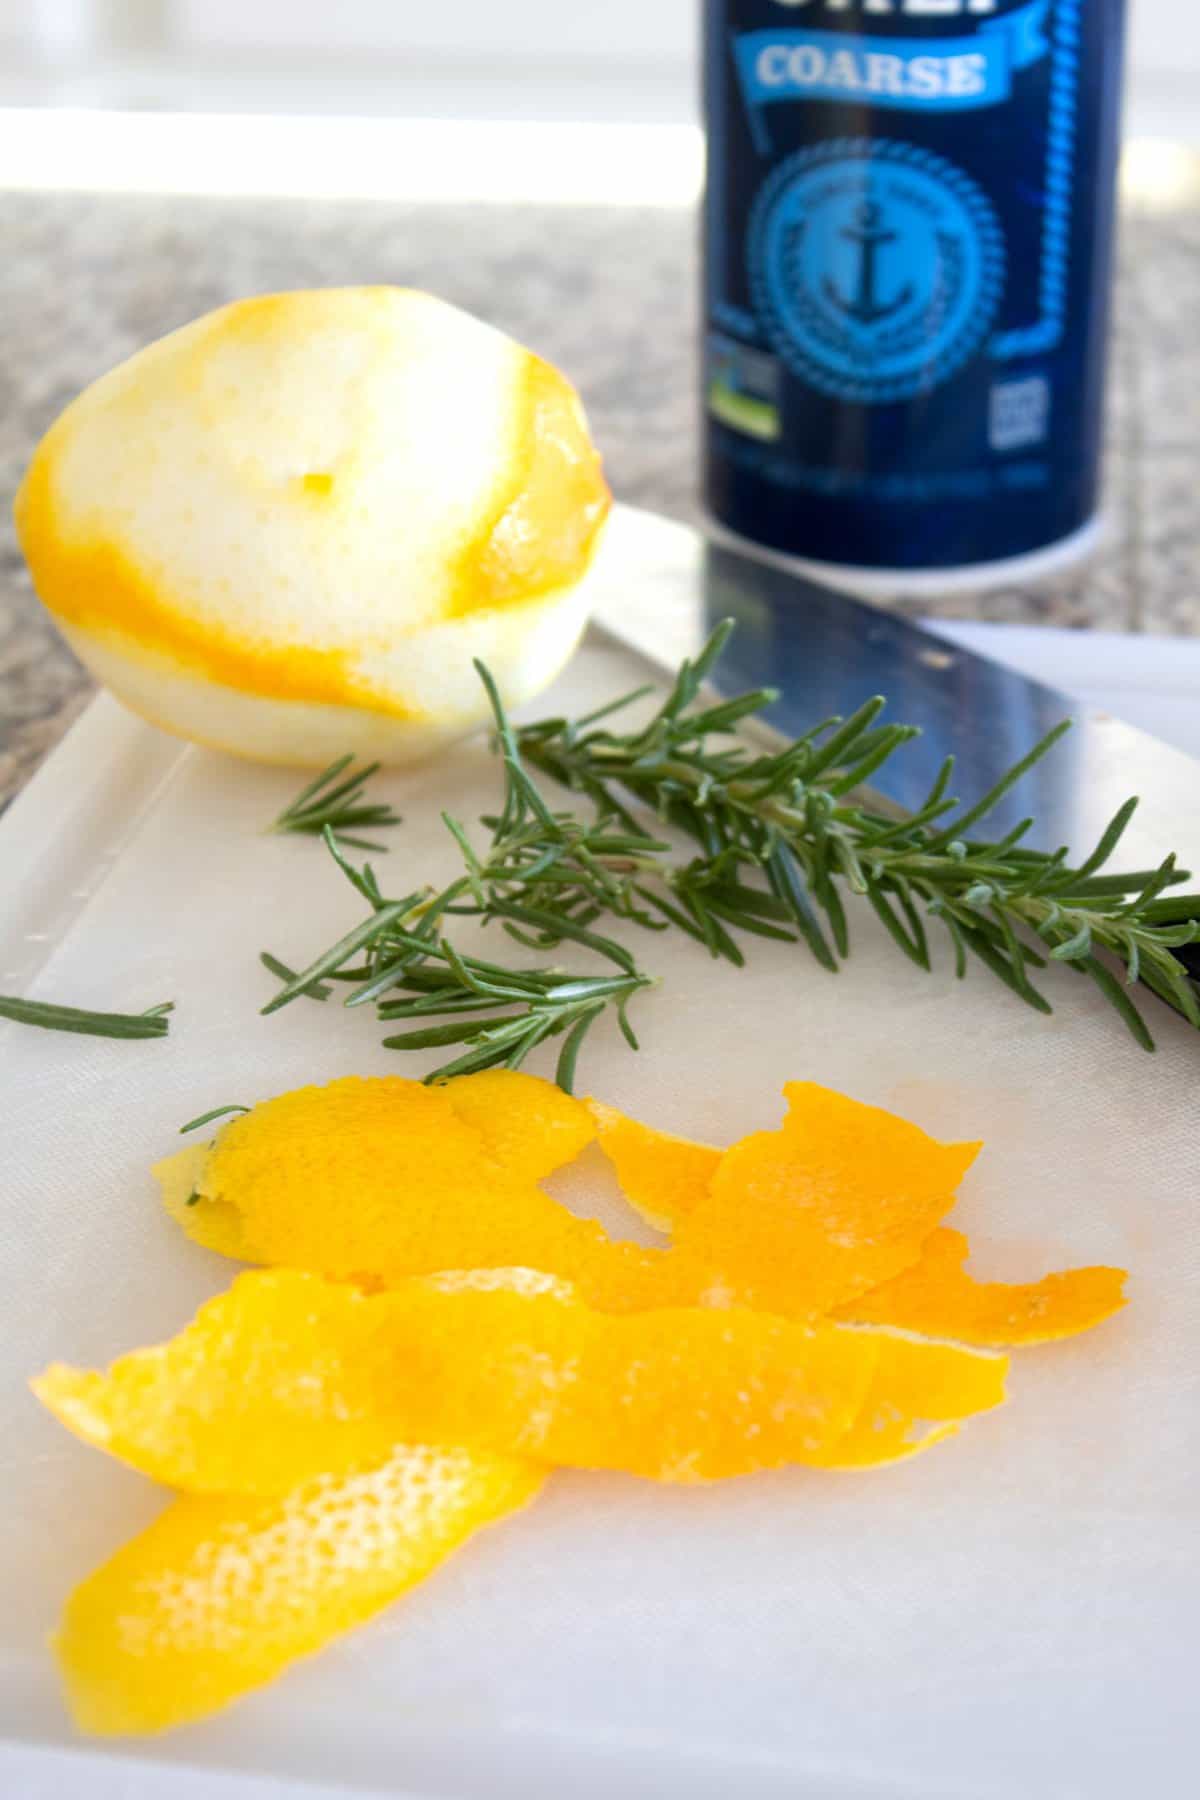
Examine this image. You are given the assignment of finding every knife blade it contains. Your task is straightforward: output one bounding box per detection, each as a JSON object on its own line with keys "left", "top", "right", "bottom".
{"left": 587, "top": 509, "right": 1200, "bottom": 996}
{"left": 589, "top": 509, "right": 1200, "bottom": 880}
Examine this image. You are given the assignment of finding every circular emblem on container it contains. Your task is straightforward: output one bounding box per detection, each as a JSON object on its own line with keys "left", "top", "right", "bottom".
{"left": 748, "top": 138, "right": 1004, "bottom": 405}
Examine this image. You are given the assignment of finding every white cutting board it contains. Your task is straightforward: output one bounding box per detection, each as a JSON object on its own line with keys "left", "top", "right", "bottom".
{"left": 2, "top": 516, "right": 1198, "bottom": 1800}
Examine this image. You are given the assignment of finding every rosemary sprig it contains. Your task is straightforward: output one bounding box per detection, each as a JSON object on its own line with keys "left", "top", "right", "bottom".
{"left": 262, "top": 624, "right": 1200, "bottom": 1089}
{"left": 268, "top": 754, "right": 402, "bottom": 851}
{"left": 259, "top": 766, "right": 657, "bottom": 1086}
{"left": 0, "top": 996, "right": 174, "bottom": 1040}
{"left": 261, "top": 842, "right": 652, "bottom": 1090}
{"left": 513, "top": 624, "right": 1200, "bottom": 1048}
{"left": 259, "top": 663, "right": 675, "bottom": 1088}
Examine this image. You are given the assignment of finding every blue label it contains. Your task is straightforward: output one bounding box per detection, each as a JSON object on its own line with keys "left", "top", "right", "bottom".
{"left": 734, "top": 3, "right": 1051, "bottom": 122}
{"left": 749, "top": 139, "right": 1004, "bottom": 404}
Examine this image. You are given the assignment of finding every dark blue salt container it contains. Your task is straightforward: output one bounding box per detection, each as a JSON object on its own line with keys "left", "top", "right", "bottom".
{"left": 703, "top": 0, "right": 1127, "bottom": 586}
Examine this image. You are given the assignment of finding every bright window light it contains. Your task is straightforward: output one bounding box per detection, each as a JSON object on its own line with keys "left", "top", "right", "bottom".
{"left": 0, "top": 109, "right": 704, "bottom": 205}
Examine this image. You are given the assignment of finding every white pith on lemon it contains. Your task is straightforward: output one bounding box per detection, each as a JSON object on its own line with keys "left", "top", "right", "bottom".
{"left": 16, "top": 288, "right": 611, "bottom": 764}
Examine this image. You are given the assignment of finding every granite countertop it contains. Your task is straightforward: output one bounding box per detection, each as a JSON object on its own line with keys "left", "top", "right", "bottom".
{"left": 2, "top": 167, "right": 1198, "bottom": 809}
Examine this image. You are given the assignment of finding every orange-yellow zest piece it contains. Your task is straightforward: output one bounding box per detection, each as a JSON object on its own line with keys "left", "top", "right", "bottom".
{"left": 834, "top": 1227, "right": 1129, "bottom": 1348}
{"left": 33, "top": 1266, "right": 928, "bottom": 1490}
{"left": 673, "top": 1082, "right": 980, "bottom": 1318}
{"left": 442, "top": 1070, "right": 596, "bottom": 1183}
{"left": 157, "top": 1078, "right": 988, "bottom": 1326}
{"left": 168, "top": 1075, "right": 654, "bottom": 1296}
{"left": 55, "top": 1444, "right": 543, "bottom": 1736}
{"left": 587, "top": 1099, "right": 721, "bottom": 1233}
{"left": 34, "top": 1270, "right": 415, "bottom": 1492}
{"left": 808, "top": 1330, "right": 1008, "bottom": 1469}
{"left": 155, "top": 1142, "right": 252, "bottom": 1261}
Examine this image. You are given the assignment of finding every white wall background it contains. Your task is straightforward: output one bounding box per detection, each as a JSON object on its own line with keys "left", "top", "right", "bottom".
{"left": 0, "top": 0, "right": 1192, "bottom": 138}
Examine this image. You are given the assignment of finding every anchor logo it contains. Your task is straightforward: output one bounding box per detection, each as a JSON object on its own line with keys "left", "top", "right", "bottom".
{"left": 822, "top": 201, "right": 914, "bottom": 326}
{"left": 751, "top": 140, "right": 1002, "bottom": 403}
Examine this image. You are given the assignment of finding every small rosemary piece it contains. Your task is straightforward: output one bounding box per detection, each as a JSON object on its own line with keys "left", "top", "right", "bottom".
{"left": 180, "top": 1103, "right": 251, "bottom": 1134}
{"left": 0, "top": 996, "right": 174, "bottom": 1040}
{"left": 268, "top": 754, "right": 402, "bottom": 852}
{"left": 263, "top": 624, "right": 1200, "bottom": 1089}
{"left": 259, "top": 951, "right": 332, "bottom": 1002}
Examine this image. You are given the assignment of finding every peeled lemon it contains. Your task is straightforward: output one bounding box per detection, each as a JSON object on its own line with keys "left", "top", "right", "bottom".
{"left": 15, "top": 288, "right": 610, "bottom": 764}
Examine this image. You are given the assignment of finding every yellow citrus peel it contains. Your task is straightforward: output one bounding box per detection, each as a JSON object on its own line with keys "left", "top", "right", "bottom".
{"left": 582, "top": 1093, "right": 1125, "bottom": 1349}
{"left": 38, "top": 1267, "right": 990, "bottom": 1489}
{"left": 156, "top": 1075, "right": 987, "bottom": 1324}
{"left": 833, "top": 1227, "right": 1128, "bottom": 1347}
{"left": 445, "top": 1069, "right": 596, "bottom": 1182}
{"left": 38, "top": 1070, "right": 1127, "bottom": 1737}
{"left": 167, "top": 1074, "right": 652, "bottom": 1296}
{"left": 55, "top": 1444, "right": 543, "bottom": 1737}
{"left": 671, "top": 1082, "right": 980, "bottom": 1317}
{"left": 807, "top": 1330, "right": 1008, "bottom": 1469}
{"left": 156, "top": 1141, "right": 249, "bottom": 1260}
{"left": 587, "top": 1098, "right": 721, "bottom": 1233}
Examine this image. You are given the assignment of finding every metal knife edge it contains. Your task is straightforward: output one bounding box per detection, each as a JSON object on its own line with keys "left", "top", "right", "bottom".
{"left": 586, "top": 507, "right": 1200, "bottom": 1011}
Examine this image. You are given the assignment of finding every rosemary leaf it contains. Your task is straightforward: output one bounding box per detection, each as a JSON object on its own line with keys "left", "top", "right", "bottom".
{"left": 555, "top": 1003, "right": 606, "bottom": 1092}
{"left": 0, "top": 995, "right": 174, "bottom": 1040}
{"left": 180, "top": 1103, "right": 251, "bottom": 1134}
{"left": 269, "top": 755, "right": 402, "bottom": 850}
{"left": 259, "top": 951, "right": 332, "bottom": 1001}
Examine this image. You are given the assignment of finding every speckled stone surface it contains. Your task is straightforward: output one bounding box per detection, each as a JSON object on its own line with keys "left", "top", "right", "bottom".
{"left": 2, "top": 175, "right": 1197, "bottom": 809}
